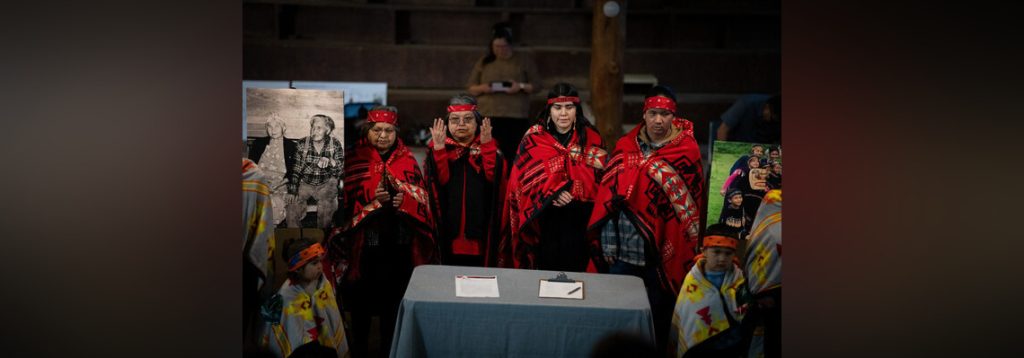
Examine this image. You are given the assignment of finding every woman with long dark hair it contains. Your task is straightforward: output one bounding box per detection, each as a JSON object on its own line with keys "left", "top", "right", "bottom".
{"left": 501, "top": 82, "right": 607, "bottom": 272}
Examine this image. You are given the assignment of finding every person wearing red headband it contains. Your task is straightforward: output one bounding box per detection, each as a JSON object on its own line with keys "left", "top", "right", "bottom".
{"left": 586, "top": 85, "right": 706, "bottom": 353}
{"left": 423, "top": 94, "right": 509, "bottom": 267}
{"left": 500, "top": 82, "right": 607, "bottom": 271}
{"left": 262, "top": 238, "right": 349, "bottom": 358}
{"left": 325, "top": 105, "right": 438, "bottom": 357}
{"left": 466, "top": 23, "right": 541, "bottom": 163}
{"left": 667, "top": 224, "right": 753, "bottom": 358}
{"left": 285, "top": 114, "right": 344, "bottom": 229}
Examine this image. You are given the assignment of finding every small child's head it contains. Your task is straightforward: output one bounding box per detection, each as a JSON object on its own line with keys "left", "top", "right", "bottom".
{"left": 727, "top": 190, "right": 743, "bottom": 206}
{"left": 701, "top": 224, "right": 740, "bottom": 273}
{"left": 768, "top": 145, "right": 781, "bottom": 160}
{"left": 772, "top": 162, "right": 782, "bottom": 175}
{"left": 747, "top": 156, "right": 761, "bottom": 169}
{"left": 282, "top": 237, "right": 325, "bottom": 283}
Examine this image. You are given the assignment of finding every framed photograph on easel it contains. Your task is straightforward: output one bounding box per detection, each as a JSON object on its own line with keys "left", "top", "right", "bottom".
{"left": 245, "top": 87, "right": 346, "bottom": 228}
{"left": 705, "top": 141, "right": 782, "bottom": 239}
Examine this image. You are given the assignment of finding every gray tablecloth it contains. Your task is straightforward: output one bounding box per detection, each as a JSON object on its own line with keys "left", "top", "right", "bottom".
{"left": 389, "top": 265, "right": 655, "bottom": 358}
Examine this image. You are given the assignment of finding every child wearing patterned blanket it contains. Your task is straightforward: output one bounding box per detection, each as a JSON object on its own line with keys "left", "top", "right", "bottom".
{"left": 668, "top": 224, "right": 753, "bottom": 357}
{"left": 262, "top": 238, "right": 349, "bottom": 358}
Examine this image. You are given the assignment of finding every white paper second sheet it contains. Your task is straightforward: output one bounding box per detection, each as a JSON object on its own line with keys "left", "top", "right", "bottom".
{"left": 455, "top": 275, "right": 500, "bottom": 298}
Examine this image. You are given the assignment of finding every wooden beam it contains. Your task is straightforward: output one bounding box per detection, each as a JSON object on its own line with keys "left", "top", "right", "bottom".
{"left": 589, "top": 0, "right": 626, "bottom": 149}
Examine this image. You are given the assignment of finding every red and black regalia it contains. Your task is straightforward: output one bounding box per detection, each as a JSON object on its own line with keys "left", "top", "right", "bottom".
{"left": 586, "top": 96, "right": 705, "bottom": 352}
{"left": 586, "top": 106, "right": 704, "bottom": 296}
{"left": 500, "top": 96, "right": 608, "bottom": 271}
{"left": 323, "top": 109, "right": 438, "bottom": 357}
{"left": 423, "top": 105, "right": 509, "bottom": 267}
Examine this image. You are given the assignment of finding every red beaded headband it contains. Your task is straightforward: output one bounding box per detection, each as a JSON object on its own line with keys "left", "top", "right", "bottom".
{"left": 546, "top": 96, "right": 580, "bottom": 105}
{"left": 446, "top": 104, "right": 477, "bottom": 113}
{"left": 643, "top": 96, "right": 677, "bottom": 114}
{"left": 368, "top": 109, "right": 398, "bottom": 125}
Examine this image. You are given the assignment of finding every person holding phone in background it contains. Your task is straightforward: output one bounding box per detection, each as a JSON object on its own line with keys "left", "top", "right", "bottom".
{"left": 466, "top": 23, "right": 541, "bottom": 162}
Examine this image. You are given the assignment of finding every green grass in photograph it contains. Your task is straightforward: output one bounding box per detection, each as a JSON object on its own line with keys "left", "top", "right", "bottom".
{"left": 705, "top": 141, "right": 760, "bottom": 227}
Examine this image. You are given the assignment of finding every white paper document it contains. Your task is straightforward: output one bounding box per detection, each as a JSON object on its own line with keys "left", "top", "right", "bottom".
{"left": 538, "top": 280, "right": 584, "bottom": 299}
{"left": 455, "top": 275, "right": 500, "bottom": 298}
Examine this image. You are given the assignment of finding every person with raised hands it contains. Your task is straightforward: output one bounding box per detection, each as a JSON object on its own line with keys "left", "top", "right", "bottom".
{"left": 423, "top": 94, "right": 509, "bottom": 267}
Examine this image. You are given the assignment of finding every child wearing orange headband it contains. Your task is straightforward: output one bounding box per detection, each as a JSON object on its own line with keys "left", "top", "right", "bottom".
{"left": 262, "top": 238, "right": 349, "bottom": 358}
{"left": 667, "top": 224, "right": 752, "bottom": 357}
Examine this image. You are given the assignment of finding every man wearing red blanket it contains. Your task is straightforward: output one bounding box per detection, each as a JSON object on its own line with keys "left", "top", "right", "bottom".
{"left": 587, "top": 85, "right": 705, "bottom": 352}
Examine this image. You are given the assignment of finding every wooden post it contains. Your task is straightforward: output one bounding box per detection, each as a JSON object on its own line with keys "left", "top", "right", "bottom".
{"left": 590, "top": 0, "right": 626, "bottom": 148}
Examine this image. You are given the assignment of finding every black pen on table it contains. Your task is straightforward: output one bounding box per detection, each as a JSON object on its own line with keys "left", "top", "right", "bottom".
{"left": 567, "top": 286, "right": 581, "bottom": 295}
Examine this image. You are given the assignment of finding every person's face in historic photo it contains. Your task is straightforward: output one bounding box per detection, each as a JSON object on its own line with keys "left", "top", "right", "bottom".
{"left": 747, "top": 156, "right": 761, "bottom": 169}
{"left": 311, "top": 117, "right": 331, "bottom": 142}
{"left": 729, "top": 193, "right": 743, "bottom": 207}
{"left": 369, "top": 122, "right": 397, "bottom": 151}
{"left": 447, "top": 111, "right": 478, "bottom": 143}
{"left": 267, "top": 120, "right": 285, "bottom": 139}
{"left": 751, "top": 145, "right": 765, "bottom": 157}
{"left": 643, "top": 107, "right": 674, "bottom": 141}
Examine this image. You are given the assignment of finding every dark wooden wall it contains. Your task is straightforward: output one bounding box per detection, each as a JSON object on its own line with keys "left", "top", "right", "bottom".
{"left": 243, "top": 0, "right": 780, "bottom": 145}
